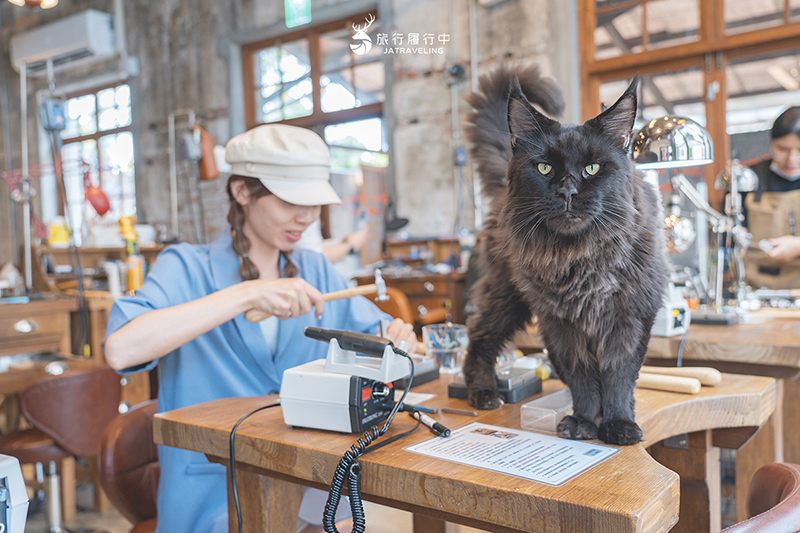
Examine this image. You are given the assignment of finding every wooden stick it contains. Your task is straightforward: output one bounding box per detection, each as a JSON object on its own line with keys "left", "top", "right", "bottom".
{"left": 244, "top": 283, "right": 378, "bottom": 322}
{"left": 637, "top": 372, "right": 701, "bottom": 394}
{"left": 640, "top": 365, "right": 722, "bottom": 386}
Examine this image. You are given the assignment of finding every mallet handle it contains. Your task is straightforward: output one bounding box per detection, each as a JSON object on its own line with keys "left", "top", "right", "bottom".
{"left": 636, "top": 372, "right": 701, "bottom": 394}
{"left": 244, "top": 283, "right": 378, "bottom": 322}
{"left": 640, "top": 365, "right": 722, "bottom": 386}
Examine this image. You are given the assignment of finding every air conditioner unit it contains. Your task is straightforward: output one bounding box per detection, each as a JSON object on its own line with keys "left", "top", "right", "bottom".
{"left": 10, "top": 9, "right": 116, "bottom": 77}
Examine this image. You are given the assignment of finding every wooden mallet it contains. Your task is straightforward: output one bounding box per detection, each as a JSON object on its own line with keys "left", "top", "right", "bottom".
{"left": 245, "top": 268, "right": 388, "bottom": 322}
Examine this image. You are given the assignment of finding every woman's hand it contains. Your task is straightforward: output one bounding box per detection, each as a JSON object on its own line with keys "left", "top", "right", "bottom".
{"left": 383, "top": 318, "right": 423, "bottom": 353}
{"left": 244, "top": 277, "right": 326, "bottom": 319}
{"left": 766, "top": 235, "right": 800, "bottom": 262}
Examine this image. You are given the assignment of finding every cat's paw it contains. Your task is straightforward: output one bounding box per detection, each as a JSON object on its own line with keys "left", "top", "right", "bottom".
{"left": 556, "top": 415, "right": 598, "bottom": 440}
{"left": 468, "top": 389, "right": 505, "bottom": 410}
{"left": 598, "top": 419, "right": 643, "bottom": 445}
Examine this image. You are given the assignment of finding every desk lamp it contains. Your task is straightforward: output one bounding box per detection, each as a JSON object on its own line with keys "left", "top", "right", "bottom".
{"left": 631, "top": 116, "right": 747, "bottom": 323}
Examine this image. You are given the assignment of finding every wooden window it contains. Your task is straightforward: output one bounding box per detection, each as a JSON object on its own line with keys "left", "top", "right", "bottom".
{"left": 580, "top": 0, "right": 800, "bottom": 206}
{"left": 242, "top": 11, "right": 384, "bottom": 131}
{"left": 60, "top": 83, "right": 135, "bottom": 234}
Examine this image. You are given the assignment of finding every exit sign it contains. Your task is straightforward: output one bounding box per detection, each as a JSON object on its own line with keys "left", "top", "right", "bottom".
{"left": 285, "top": 0, "right": 311, "bottom": 28}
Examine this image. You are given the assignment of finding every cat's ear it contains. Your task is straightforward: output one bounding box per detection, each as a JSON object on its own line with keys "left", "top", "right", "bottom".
{"left": 586, "top": 74, "right": 639, "bottom": 149}
{"left": 507, "top": 77, "right": 556, "bottom": 149}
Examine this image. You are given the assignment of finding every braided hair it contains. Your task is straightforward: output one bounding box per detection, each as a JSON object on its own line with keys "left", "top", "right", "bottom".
{"left": 226, "top": 175, "right": 299, "bottom": 280}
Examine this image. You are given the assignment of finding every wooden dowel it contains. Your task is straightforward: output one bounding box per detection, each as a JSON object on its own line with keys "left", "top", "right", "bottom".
{"left": 640, "top": 365, "right": 722, "bottom": 386}
{"left": 637, "top": 372, "right": 701, "bottom": 394}
{"left": 245, "top": 283, "right": 378, "bottom": 322}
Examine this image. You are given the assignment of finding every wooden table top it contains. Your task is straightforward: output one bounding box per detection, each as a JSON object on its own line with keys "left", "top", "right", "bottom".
{"left": 153, "top": 372, "right": 775, "bottom": 533}
{"left": 516, "top": 310, "right": 800, "bottom": 373}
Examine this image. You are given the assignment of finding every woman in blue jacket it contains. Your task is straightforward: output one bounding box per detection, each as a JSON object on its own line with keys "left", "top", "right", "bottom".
{"left": 104, "top": 124, "right": 416, "bottom": 533}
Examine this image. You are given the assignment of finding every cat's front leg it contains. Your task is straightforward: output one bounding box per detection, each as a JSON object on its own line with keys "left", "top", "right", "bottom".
{"left": 542, "top": 323, "right": 602, "bottom": 440}
{"left": 596, "top": 324, "right": 649, "bottom": 445}
{"left": 464, "top": 272, "right": 532, "bottom": 410}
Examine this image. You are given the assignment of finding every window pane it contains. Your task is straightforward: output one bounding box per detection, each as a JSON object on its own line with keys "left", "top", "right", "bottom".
{"left": 594, "top": 4, "right": 643, "bottom": 60}
{"left": 727, "top": 50, "right": 800, "bottom": 162}
{"left": 321, "top": 27, "right": 351, "bottom": 73}
{"left": 725, "top": 0, "right": 785, "bottom": 35}
{"left": 99, "top": 132, "right": 136, "bottom": 218}
{"left": 325, "top": 118, "right": 387, "bottom": 173}
{"left": 97, "top": 84, "right": 132, "bottom": 131}
{"left": 321, "top": 74, "right": 356, "bottom": 113}
{"left": 65, "top": 95, "right": 96, "bottom": 138}
{"left": 646, "top": 0, "right": 698, "bottom": 50}
{"left": 255, "top": 41, "right": 312, "bottom": 123}
{"left": 792, "top": 0, "right": 800, "bottom": 23}
{"left": 322, "top": 62, "right": 384, "bottom": 112}
{"left": 599, "top": 67, "right": 705, "bottom": 129}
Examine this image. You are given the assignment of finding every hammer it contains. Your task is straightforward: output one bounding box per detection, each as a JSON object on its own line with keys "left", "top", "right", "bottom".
{"left": 245, "top": 269, "right": 388, "bottom": 322}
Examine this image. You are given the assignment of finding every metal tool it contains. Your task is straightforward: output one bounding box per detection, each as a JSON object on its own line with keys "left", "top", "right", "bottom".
{"left": 280, "top": 327, "right": 411, "bottom": 433}
{"left": 245, "top": 269, "right": 387, "bottom": 322}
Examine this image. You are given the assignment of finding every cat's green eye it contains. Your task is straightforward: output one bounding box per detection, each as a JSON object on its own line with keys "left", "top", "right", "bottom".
{"left": 537, "top": 163, "right": 552, "bottom": 175}
{"left": 585, "top": 163, "right": 600, "bottom": 176}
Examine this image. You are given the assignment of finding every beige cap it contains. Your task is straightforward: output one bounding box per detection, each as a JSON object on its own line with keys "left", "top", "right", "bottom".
{"left": 225, "top": 124, "right": 341, "bottom": 206}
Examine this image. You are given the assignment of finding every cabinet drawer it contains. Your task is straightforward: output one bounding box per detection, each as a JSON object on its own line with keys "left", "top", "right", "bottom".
{"left": 0, "top": 313, "right": 70, "bottom": 355}
{"left": 390, "top": 278, "right": 450, "bottom": 297}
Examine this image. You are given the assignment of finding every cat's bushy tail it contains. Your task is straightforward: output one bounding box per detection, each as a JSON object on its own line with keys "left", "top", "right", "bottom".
{"left": 465, "top": 64, "right": 564, "bottom": 205}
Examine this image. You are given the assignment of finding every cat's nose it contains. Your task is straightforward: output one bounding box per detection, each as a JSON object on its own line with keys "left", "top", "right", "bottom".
{"left": 557, "top": 179, "right": 578, "bottom": 209}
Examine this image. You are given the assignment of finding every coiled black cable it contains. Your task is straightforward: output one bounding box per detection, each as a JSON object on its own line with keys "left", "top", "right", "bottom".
{"left": 322, "top": 346, "right": 416, "bottom": 533}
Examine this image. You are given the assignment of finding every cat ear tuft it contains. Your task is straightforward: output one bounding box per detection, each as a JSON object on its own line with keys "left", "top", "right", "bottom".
{"left": 586, "top": 74, "right": 639, "bottom": 147}
{"left": 507, "top": 76, "right": 555, "bottom": 145}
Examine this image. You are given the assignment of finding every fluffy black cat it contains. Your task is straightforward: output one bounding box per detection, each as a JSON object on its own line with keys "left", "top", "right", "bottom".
{"left": 463, "top": 65, "right": 669, "bottom": 446}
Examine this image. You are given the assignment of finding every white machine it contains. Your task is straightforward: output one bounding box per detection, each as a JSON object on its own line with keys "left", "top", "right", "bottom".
{"left": 280, "top": 328, "right": 412, "bottom": 433}
{"left": 0, "top": 454, "right": 28, "bottom": 533}
{"left": 652, "top": 282, "right": 691, "bottom": 337}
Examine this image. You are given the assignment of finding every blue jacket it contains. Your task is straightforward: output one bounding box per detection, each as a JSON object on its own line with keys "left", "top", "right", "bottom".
{"left": 106, "top": 229, "right": 388, "bottom": 533}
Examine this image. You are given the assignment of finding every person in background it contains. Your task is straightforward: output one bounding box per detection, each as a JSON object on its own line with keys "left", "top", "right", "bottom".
{"left": 747, "top": 106, "right": 800, "bottom": 262}
{"left": 103, "top": 124, "right": 415, "bottom": 533}
{"left": 298, "top": 219, "right": 371, "bottom": 263}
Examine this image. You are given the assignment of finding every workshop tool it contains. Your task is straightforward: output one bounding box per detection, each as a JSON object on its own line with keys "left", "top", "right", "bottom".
{"left": 245, "top": 269, "right": 387, "bottom": 322}
{"left": 640, "top": 365, "right": 722, "bottom": 386}
{"left": 280, "top": 327, "right": 411, "bottom": 433}
{"left": 637, "top": 372, "right": 701, "bottom": 394}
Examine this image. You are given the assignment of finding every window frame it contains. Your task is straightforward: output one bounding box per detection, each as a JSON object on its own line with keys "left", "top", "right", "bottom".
{"left": 580, "top": 0, "right": 800, "bottom": 206}
{"left": 241, "top": 10, "right": 383, "bottom": 131}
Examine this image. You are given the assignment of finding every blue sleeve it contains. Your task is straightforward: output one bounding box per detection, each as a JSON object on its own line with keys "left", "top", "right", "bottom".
{"left": 105, "top": 244, "right": 211, "bottom": 374}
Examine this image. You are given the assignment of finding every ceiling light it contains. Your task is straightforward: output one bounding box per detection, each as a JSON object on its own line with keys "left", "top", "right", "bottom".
{"left": 7, "top": 0, "right": 59, "bottom": 8}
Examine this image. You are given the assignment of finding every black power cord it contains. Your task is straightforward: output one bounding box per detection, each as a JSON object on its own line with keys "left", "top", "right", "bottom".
{"left": 322, "top": 346, "right": 415, "bottom": 533}
{"left": 229, "top": 401, "right": 282, "bottom": 533}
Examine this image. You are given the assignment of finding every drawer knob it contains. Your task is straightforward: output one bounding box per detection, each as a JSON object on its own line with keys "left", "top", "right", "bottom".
{"left": 13, "top": 319, "right": 39, "bottom": 333}
{"left": 423, "top": 282, "right": 435, "bottom": 292}
{"left": 417, "top": 305, "right": 428, "bottom": 317}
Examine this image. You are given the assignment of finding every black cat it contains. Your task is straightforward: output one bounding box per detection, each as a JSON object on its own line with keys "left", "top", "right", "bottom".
{"left": 463, "top": 65, "right": 669, "bottom": 445}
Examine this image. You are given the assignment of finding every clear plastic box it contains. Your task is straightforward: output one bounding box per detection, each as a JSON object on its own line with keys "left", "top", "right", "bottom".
{"left": 520, "top": 389, "right": 573, "bottom": 434}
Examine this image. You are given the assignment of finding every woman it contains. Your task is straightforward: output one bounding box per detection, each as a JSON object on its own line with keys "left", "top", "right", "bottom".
{"left": 104, "top": 124, "right": 415, "bottom": 533}
{"left": 747, "top": 106, "right": 800, "bottom": 262}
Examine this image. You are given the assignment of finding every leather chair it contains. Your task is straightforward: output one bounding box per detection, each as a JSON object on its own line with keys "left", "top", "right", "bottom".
{"left": 98, "top": 399, "right": 158, "bottom": 533}
{"left": 722, "top": 462, "right": 800, "bottom": 532}
{"left": 0, "top": 364, "right": 122, "bottom": 533}
{"left": 371, "top": 286, "right": 415, "bottom": 325}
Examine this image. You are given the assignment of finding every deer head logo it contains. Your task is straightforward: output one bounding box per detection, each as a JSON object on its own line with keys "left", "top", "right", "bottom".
{"left": 350, "top": 14, "right": 375, "bottom": 55}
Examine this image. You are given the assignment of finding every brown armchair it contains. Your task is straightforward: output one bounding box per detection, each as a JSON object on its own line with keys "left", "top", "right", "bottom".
{"left": 0, "top": 364, "right": 122, "bottom": 532}
{"left": 98, "top": 399, "right": 159, "bottom": 533}
{"left": 721, "top": 462, "right": 800, "bottom": 532}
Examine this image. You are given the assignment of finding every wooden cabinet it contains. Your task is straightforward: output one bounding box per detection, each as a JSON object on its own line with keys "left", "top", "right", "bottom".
{"left": 0, "top": 298, "right": 76, "bottom": 357}
{"left": 355, "top": 270, "right": 467, "bottom": 326}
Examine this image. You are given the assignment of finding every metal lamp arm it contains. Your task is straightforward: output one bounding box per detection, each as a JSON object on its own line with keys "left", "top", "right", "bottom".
{"left": 671, "top": 174, "right": 723, "bottom": 226}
